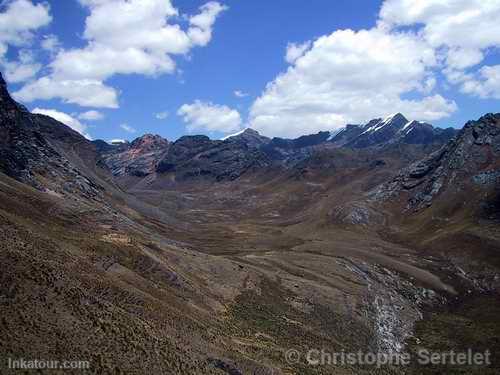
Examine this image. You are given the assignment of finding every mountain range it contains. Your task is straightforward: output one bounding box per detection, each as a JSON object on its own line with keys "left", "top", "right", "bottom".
{"left": 94, "top": 111, "right": 458, "bottom": 184}
{"left": 1, "top": 71, "right": 499, "bottom": 374}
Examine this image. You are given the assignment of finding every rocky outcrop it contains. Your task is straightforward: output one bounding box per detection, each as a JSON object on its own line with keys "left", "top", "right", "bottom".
{"left": 96, "top": 131, "right": 272, "bottom": 181}
{"left": 223, "top": 128, "right": 271, "bottom": 148}
{"left": 329, "top": 114, "right": 457, "bottom": 149}
{"left": 0, "top": 72, "right": 29, "bottom": 117}
{"left": 156, "top": 135, "right": 271, "bottom": 181}
{"left": 328, "top": 124, "right": 365, "bottom": 147}
{"left": 331, "top": 202, "right": 386, "bottom": 226}
{"left": 260, "top": 131, "right": 331, "bottom": 165}
{"left": 370, "top": 113, "right": 500, "bottom": 210}
{"left": 347, "top": 113, "right": 409, "bottom": 148}
{"left": 396, "top": 120, "right": 457, "bottom": 145}
{"left": 97, "top": 134, "right": 169, "bottom": 177}
{"left": 91, "top": 114, "right": 456, "bottom": 180}
{"left": 0, "top": 72, "right": 102, "bottom": 198}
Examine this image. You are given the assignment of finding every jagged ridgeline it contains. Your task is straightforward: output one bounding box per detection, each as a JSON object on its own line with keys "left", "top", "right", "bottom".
{"left": 93, "top": 112, "right": 458, "bottom": 185}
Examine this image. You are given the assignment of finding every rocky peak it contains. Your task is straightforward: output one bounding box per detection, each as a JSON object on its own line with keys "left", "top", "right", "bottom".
{"left": 241, "top": 128, "right": 261, "bottom": 137}
{"left": 341, "top": 114, "right": 458, "bottom": 148}
{"left": 364, "top": 113, "right": 409, "bottom": 133}
{"left": 0, "top": 71, "right": 28, "bottom": 115}
{"left": 223, "top": 128, "right": 270, "bottom": 148}
{"left": 371, "top": 113, "right": 500, "bottom": 210}
{"left": 176, "top": 135, "right": 212, "bottom": 146}
{"left": 345, "top": 114, "right": 408, "bottom": 148}
{"left": 96, "top": 134, "right": 169, "bottom": 177}
{"left": 467, "top": 113, "right": 500, "bottom": 140}
{"left": 130, "top": 134, "right": 169, "bottom": 152}
{"left": 156, "top": 133, "right": 270, "bottom": 180}
{"left": 0, "top": 74, "right": 101, "bottom": 197}
{"left": 386, "top": 113, "right": 408, "bottom": 126}
{"left": 328, "top": 124, "right": 364, "bottom": 147}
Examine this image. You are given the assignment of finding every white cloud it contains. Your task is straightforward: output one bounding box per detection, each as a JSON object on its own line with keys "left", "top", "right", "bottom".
{"left": 3, "top": 61, "right": 39, "bottom": 82}
{"left": 249, "top": 0, "right": 500, "bottom": 138}
{"left": 234, "top": 90, "right": 248, "bottom": 98}
{"left": 249, "top": 28, "right": 456, "bottom": 138}
{"left": 188, "top": 2, "right": 228, "bottom": 46}
{"left": 14, "top": 77, "right": 119, "bottom": 108}
{"left": 379, "top": 0, "right": 500, "bottom": 76}
{"left": 32, "top": 107, "right": 91, "bottom": 139}
{"left": 49, "top": 0, "right": 226, "bottom": 81}
{"left": 445, "top": 48, "right": 484, "bottom": 71}
{"left": 155, "top": 110, "right": 169, "bottom": 120}
{"left": 285, "top": 41, "right": 311, "bottom": 64}
{"left": 2, "top": 57, "right": 42, "bottom": 83}
{"left": 2, "top": 49, "right": 40, "bottom": 83}
{"left": 379, "top": 0, "right": 500, "bottom": 52}
{"left": 178, "top": 100, "right": 242, "bottom": 134}
{"left": 120, "top": 123, "right": 136, "bottom": 133}
{"left": 0, "top": 0, "right": 51, "bottom": 54}
{"left": 78, "top": 110, "right": 104, "bottom": 121}
{"left": 14, "top": 0, "right": 226, "bottom": 108}
{"left": 377, "top": 0, "right": 500, "bottom": 117}
{"left": 460, "top": 65, "right": 500, "bottom": 99}
{"left": 41, "top": 34, "right": 60, "bottom": 53}
{"left": 0, "top": 0, "right": 51, "bottom": 83}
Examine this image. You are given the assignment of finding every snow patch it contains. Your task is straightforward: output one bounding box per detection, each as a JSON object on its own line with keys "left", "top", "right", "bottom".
{"left": 222, "top": 128, "right": 249, "bottom": 140}
{"left": 327, "top": 127, "right": 346, "bottom": 141}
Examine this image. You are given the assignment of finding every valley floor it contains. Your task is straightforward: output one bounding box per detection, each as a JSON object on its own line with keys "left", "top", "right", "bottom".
{"left": 2, "top": 167, "right": 498, "bottom": 374}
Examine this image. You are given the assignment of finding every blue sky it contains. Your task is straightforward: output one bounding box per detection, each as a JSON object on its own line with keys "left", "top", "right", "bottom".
{"left": 1, "top": 0, "right": 500, "bottom": 141}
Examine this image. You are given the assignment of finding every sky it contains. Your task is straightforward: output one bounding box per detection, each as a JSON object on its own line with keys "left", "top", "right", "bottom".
{"left": 1, "top": 0, "right": 500, "bottom": 141}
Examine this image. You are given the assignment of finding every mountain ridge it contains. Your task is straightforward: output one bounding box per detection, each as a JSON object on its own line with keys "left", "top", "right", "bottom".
{"left": 93, "top": 111, "right": 458, "bottom": 182}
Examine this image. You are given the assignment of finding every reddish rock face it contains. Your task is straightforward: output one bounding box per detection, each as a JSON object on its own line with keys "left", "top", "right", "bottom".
{"left": 130, "top": 134, "right": 169, "bottom": 153}
{"left": 97, "top": 134, "right": 170, "bottom": 177}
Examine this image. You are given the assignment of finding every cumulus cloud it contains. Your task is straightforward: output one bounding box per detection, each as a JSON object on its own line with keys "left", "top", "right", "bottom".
{"left": 178, "top": 100, "right": 242, "bottom": 134}
{"left": 379, "top": 0, "right": 500, "bottom": 52}
{"left": 249, "top": 28, "right": 456, "bottom": 138}
{"left": 248, "top": 0, "right": 500, "bottom": 138}
{"left": 14, "top": 0, "right": 227, "bottom": 107}
{"left": 32, "top": 107, "right": 91, "bottom": 139}
{"left": 14, "top": 77, "right": 119, "bottom": 108}
{"left": 445, "top": 48, "right": 484, "bottom": 71}
{"left": 460, "top": 65, "right": 500, "bottom": 99}
{"left": 0, "top": 0, "right": 51, "bottom": 83}
{"left": 2, "top": 50, "right": 40, "bottom": 82}
{"left": 40, "top": 34, "right": 60, "bottom": 53}
{"left": 78, "top": 110, "right": 104, "bottom": 121}
{"left": 0, "top": 0, "right": 51, "bottom": 53}
{"left": 285, "top": 41, "right": 311, "bottom": 64}
{"left": 188, "top": 2, "right": 228, "bottom": 46}
{"left": 379, "top": 0, "right": 500, "bottom": 94}
{"left": 249, "top": 0, "right": 500, "bottom": 137}
{"left": 120, "top": 123, "right": 136, "bottom": 133}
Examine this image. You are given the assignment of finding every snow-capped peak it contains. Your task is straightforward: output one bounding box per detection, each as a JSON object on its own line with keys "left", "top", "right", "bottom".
{"left": 360, "top": 113, "right": 409, "bottom": 136}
